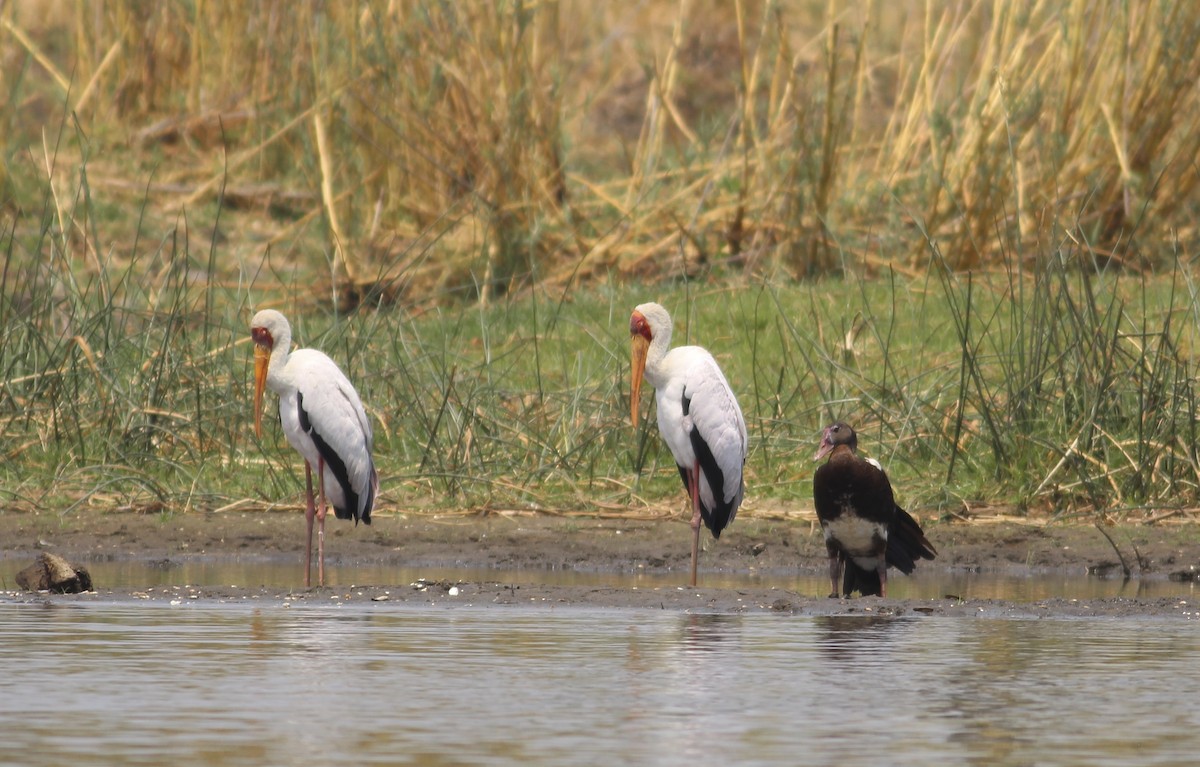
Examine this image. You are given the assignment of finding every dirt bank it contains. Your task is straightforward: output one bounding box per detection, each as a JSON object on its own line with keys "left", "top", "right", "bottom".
{"left": 2, "top": 508, "right": 1198, "bottom": 617}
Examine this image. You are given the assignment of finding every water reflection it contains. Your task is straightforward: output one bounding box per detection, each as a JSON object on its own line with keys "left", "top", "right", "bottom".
{"left": 937, "top": 620, "right": 1200, "bottom": 767}
{"left": 814, "top": 614, "right": 907, "bottom": 662}
{"left": 2, "top": 603, "right": 1199, "bottom": 766}
{"left": 621, "top": 613, "right": 747, "bottom": 765}
{"left": 46, "top": 559, "right": 1196, "bottom": 602}
{"left": 680, "top": 611, "right": 740, "bottom": 651}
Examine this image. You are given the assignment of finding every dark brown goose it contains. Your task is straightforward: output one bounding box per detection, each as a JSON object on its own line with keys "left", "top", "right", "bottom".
{"left": 812, "top": 422, "right": 936, "bottom": 597}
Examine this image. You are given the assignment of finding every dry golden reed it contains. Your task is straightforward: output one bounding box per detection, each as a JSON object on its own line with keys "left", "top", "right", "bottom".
{"left": 3, "top": 0, "right": 1199, "bottom": 302}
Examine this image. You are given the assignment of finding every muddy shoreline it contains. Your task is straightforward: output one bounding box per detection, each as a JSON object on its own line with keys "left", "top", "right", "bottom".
{"left": 2, "top": 509, "right": 1198, "bottom": 617}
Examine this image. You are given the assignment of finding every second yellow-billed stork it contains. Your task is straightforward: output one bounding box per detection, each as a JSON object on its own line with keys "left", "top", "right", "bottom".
{"left": 251, "top": 309, "right": 378, "bottom": 587}
{"left": 629, "top": 302, "right": 747, "bottom": 587}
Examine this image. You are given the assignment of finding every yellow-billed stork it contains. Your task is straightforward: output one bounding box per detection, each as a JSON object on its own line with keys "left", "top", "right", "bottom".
{"left": 251, "top": 309, "right": 378, "bottom": 587}
{"left": 629, "top": 302, "right": 747, "bottom": 587}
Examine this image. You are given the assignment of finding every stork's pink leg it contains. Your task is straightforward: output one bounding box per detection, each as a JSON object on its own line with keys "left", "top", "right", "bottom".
{"left": 688, "top": 464, "right": 701, "bottom": 588}
{"left": 304, "top": 463, "right": 316, "bottom": 588}
{"left": 877, "top": 559, "right": 888, "bottom": 598}
{"left": 316, "top": 458, "right": 328, "bottom": 587}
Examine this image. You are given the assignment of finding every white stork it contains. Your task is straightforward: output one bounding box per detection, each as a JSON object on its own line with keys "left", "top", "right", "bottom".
{"left": 629, "top": 302, "right": 747, "bottom": 587}
{"left": 251, "top": 309, "right": 378, "bottom": 587}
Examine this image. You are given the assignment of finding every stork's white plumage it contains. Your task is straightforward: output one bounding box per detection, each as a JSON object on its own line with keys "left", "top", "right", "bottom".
{"left": 629, "top": 302, "right": 747, "bottom": 587}
{"left": 251, "top": 309, "right": 378, "bottom": 587}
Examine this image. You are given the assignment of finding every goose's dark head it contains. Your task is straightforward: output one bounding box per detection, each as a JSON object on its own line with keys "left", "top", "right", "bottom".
{"left": 814, "top": 422, "right": 857, "bottom": 461}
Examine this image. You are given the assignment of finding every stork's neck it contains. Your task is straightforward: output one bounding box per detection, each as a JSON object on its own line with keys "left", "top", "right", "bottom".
{"left": 266, "top": 327, "right": 293, "bottom": 390}
{"left": 643, "top": 327, "right": 673, "bottom": 388}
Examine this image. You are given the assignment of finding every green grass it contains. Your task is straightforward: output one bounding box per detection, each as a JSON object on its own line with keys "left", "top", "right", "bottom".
{"left": 4, "top": 185, "right": 1200, "bottom": 523}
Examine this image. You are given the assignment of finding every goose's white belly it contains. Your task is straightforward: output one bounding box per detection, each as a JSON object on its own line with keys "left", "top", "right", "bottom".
{"left": 823, "top": 513, "right": 887, "bottom": 563}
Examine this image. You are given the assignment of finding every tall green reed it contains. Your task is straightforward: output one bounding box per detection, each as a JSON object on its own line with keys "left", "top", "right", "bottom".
{"left": 933, "top": 239, "right": 1200, "bottom": 518}
{"left": 4, "top": 126, "right": 1200, "bottom": 521}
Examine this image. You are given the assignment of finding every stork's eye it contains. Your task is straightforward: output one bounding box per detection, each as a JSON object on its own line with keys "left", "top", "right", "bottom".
{"left": 630, "top": 313, "right": 652, "bottom": 339}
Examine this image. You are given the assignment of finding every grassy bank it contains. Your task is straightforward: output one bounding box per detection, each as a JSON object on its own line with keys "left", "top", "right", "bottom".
{"left": 3, "top": 229, "right": 1199, "bottom": 522}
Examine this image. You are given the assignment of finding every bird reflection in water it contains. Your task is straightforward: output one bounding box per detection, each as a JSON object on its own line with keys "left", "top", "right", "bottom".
{"left": 814, "top": 615, "right": 904, "bottom": 662}
{"left": 680, "top": 612, "right": 742, "bottom": 653}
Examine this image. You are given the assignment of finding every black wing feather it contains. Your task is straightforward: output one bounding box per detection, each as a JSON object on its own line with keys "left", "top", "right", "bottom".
{"left": 682, "top": 392, "right": 735, "bottom": 539}
{"left": 297, "top": 391, "right": 369, "bottom": 524}
{"left": 885, "top": 506, "right": 936, "bottom": 574}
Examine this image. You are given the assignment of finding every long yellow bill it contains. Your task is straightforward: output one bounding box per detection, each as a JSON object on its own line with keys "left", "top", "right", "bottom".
{"left": 253, "top": 344, "right": 270, "bottom": 438}
{"left": 630, "top": 333, "right": 649, "bottom": 428}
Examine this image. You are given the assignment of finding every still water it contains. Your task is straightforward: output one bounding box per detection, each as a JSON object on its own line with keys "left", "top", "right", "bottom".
{"left": 50, "top": 558, "right": 1200, "bottom": 601}
{"left": 2, "top": 599, "right": 1198, "bottom": 766}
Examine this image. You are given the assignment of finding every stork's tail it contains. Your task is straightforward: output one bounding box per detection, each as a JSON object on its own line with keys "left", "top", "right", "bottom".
{"left": 358, "top": 465, "right": 378, "bottom": 526}
{"left": 333, "top": 465, "right": 377, "bottom": 526}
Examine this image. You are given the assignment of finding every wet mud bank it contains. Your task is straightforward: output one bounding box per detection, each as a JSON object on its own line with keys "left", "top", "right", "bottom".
{"left": 2, "top": 509, "right": 1198, "bottom": 617}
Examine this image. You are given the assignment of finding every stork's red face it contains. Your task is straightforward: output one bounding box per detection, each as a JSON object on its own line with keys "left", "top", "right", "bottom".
{"left": 629, "top": 310, "right": 653, "bottom": 428}
{"left": 251, "top": 325, "right": 275, "bottom": 438}
{"left": 251, "top": 326, "right": 273, "bottom": 348}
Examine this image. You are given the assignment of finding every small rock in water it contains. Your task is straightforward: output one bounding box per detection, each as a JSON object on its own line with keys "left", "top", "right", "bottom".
{"left": 16, "top": 553, "right": 94, "bottom": 594}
